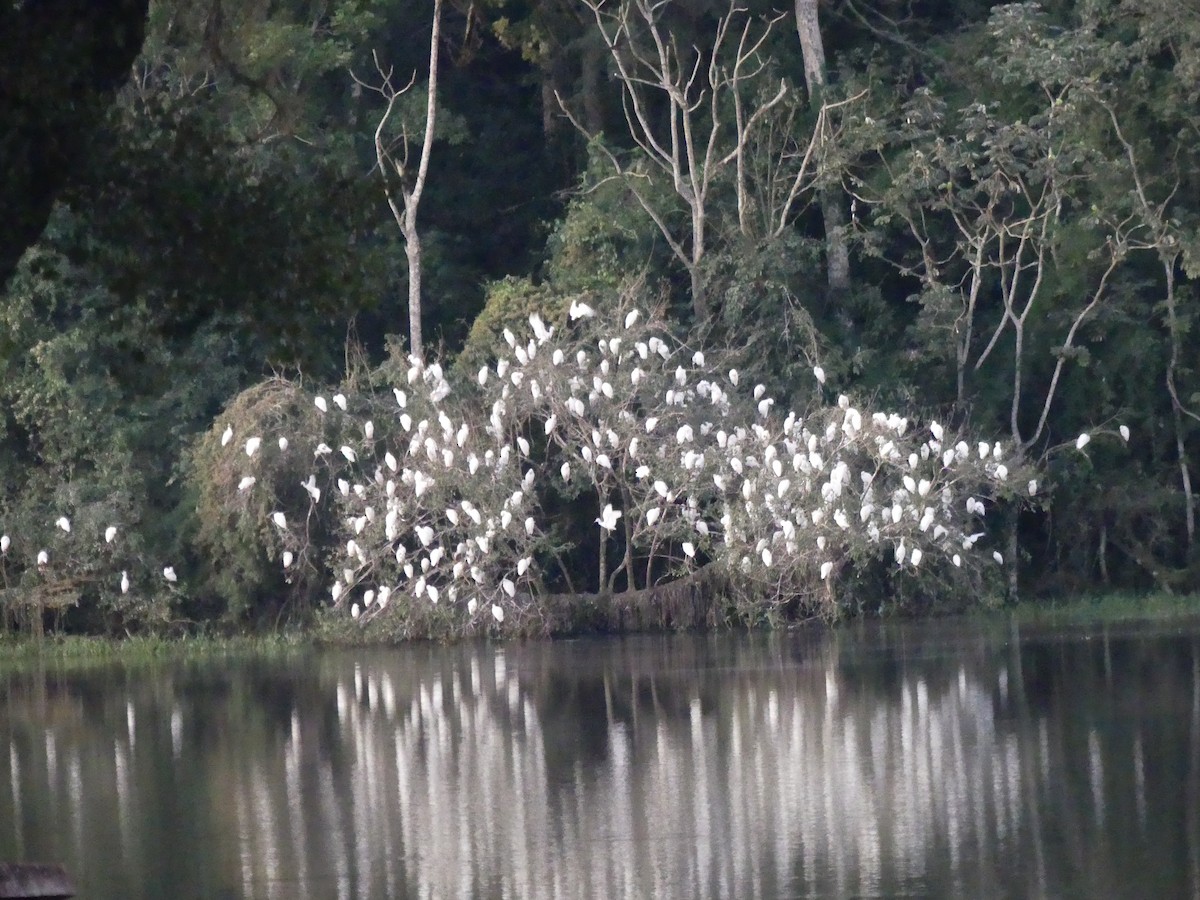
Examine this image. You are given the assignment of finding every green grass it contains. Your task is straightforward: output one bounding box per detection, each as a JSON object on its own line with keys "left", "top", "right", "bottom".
{"left": 979, "top": 591, "right": 1200, "bottom": 626}
{"left": 0, "top": 631, "right": 309, "bottom": 670}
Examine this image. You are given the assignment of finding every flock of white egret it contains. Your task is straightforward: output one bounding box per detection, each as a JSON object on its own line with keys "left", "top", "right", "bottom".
{"left": 210, "top": 303, "right": 1062, "bottom": 628}
{"left": 5, "top": 303, "right": 1117, "bottom": 626}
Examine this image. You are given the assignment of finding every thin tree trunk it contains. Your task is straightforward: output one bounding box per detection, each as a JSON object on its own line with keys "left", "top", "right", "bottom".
{"left": 795, "top": 0, "right": 850, "bottom": 296}
{"left": 691, "top": 212, "right": 709, "bottom": 321}
{"left": 405, "top": 231, "right": 423, "bottom": 361}
{"left": 405, "top": 0, "right": 441, "bottom": 361}
{"left": 1007, "top": 508, "right": 1019, "bottom": 603}
{"left": 1163, "top": 257, "right": 1196, "bottom": 550}
{"left": 580, "top": 37, "right": 604, "bottom": 135}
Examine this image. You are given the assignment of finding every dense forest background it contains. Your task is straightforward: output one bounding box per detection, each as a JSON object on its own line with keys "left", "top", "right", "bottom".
{"left": 0, "top": 0, "right": 1196, "bottom": 633}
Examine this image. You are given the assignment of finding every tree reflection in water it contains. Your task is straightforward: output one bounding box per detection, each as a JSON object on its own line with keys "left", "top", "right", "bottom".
{"left": 2, "top": 623, "right": 1199, "bottom": 899}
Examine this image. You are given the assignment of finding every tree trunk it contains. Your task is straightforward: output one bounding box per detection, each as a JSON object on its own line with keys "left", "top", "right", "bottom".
{"left": 795, "top": 0, "right": 850, "bottom": 296}
{"left": 580, "top": 38, "right": 605, "bottom": 136}
{"left": 691, "top": 210, "right": 709, "bottom": 321}
{"left": 400, "top": 0, "right": 442, "bottom": 361}
{"left": 1163, "top": 257, "right": 1196, "bottom": 550}
{"left": 405, "top": 229, "right": 423, "bottom": 362}
{"left": 1006, "top": 506, "right": 1020, "bottom": 603}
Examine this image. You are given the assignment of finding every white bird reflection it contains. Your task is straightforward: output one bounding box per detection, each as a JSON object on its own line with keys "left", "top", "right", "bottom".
{"left": 0, "top": 629, "right": 1198, "bottom": 899}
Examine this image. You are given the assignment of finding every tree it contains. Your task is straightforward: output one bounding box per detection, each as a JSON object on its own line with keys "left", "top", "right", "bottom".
{"left": 846, "top": 2, "right": 1199, "bottom": 593}
{"left": 794, "top": 0, "right": 850, "bottom": 295}
{"left": 561, "top": 0, "right": 796, "bottom": 322}
{"left": 214, "top": 300, "right": 1016, "bottom": 633}
{"left": 356, "top": 0, "right": 445, "bottom": 361}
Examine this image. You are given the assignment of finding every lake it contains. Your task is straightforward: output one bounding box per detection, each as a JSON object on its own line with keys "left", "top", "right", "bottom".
{"left": 2, "top": 619, "right": 1199, "bottom": 898}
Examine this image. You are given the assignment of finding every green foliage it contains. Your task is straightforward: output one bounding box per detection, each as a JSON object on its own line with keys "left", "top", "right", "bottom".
{"left": 187, "top": 378, "right": 335, "bottom": 624}
{"left": 454, "top": 276, "right": 565, "bottom": 380}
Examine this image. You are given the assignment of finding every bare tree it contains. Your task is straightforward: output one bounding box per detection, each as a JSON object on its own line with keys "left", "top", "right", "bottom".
{"left": 354, "top": 0, "right": 443, "bottom": 360}
{"left": 1099, "top": 100, "right": 1198, "bottom": 549}
{"left": 559, "top": 0, "right": 805, "bottom": 322}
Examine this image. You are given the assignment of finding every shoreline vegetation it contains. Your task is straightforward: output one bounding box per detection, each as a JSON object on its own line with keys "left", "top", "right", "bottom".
{"left": 3, "top": 592, "right": 1197, "bottom": 666}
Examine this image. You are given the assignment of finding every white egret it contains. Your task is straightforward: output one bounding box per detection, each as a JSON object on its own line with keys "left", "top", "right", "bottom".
{"left": 1119, "top": 425, "right": 1130, "bottom": 442}
{"left": 245, "top": 436, "right": 262, "bottom": 457}
{"left": 813, "top": 365, "right": 826, "bottom": 384}
{"left": 0, "top": 535, "right": 8, "bottom": 553}
{"left": 105, "top": 525, "right": 118, "bottom": 543}
{"left": 55, "top": 516, "right": 70, "bottom": 533}
{"left": 682, "top": 542, "right": 696, "bottom": 558}
{"left": 221, "top": 425, "right": 233, "bottom": 446}
{"left": 120, "top": 571, "right": 130, "bottom": 594}
{"left": 271, "top": 511, "right": 287, "bottom": 529}
{"left": 314, "top": 396, "right": 328, "bottom": 413}
{"left": 1076, "top": 433, "right": 1090, "bottom": 450}
{"left": 37, "top": 550, "right": 48, "bottom": 566}
{"left": 491, "top": 604, "right": 505, "bottom": 623}
{"left": 278, "top": 437, "right": 289, "bottom": 451}
{"left": 333, "top": 393, "right": 347, "bottom": 411}
{"left": 596, "top": 504, "right": 623, "bottom": 532}
{"left": 163, "top": 566, "right": 177, "bottom": 582}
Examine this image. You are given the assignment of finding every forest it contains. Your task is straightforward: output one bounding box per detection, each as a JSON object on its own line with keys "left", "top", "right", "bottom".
{"left": 0, "top": 0, "right": 1196, "bottom": 637}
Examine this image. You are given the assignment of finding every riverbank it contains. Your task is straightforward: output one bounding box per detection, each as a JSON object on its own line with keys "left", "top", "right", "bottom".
{"left": 2, "top": 592, "right": 1198, "bottom": 663}
{"left": 984, "top": 591, "right": 1200, "bottom": 626}
{"left": 0, "top": 631, "right": 306, "bottom": 669}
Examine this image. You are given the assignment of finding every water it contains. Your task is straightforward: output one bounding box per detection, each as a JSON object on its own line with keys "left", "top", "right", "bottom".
{"left": 2, "top": 619, "right": 1199, "bottom": 899}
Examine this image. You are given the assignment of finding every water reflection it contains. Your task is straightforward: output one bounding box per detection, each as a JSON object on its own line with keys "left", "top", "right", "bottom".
{"left": 2, "top": 621, "right": 1199, "bottom": 899}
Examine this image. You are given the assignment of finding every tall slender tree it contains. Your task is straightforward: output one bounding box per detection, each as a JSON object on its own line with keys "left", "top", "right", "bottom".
{"left": 794, "top": 0, "right": 850, "bottom": 296}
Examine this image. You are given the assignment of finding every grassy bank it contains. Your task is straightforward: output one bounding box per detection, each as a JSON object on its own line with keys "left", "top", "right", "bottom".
{"left": 2, "top": 592, "right": 1199, "bottom": 664}
{"left": 977, "top": 591, "right": 1200, "bottom": 626}
{"left": 0, "top": 631, "right": 308, "bottom": 669}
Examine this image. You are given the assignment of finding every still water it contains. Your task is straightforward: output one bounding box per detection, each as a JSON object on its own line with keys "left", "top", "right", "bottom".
{"left": 2, "top": 620, "right": 1199, "bottom": 899}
